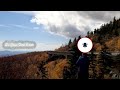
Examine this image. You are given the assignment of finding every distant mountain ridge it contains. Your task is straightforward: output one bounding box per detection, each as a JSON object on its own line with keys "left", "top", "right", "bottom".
{"left": 0, "top": 50, "right": 28, "bottom": 57}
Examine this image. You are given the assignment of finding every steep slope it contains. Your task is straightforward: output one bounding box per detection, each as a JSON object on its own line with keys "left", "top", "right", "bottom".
{"left": 0, "top": 51, "right": 69, "bottom": 79}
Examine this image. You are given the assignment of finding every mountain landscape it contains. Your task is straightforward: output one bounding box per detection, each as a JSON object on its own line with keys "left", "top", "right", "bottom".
{"left": 0, "top": 17, "right": 120, "bottom": 79}
{"left": 0, "top": 50, "right": 28, "bottom": 57}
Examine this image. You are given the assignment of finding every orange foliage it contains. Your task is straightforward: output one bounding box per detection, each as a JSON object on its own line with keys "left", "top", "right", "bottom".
{"left": 94, "top": 43, "right": 102, "bottom": 51}
{"left": 44, "top": 59, "right": 69, "bottom": 79}
{"left": 0, "top": 51, "right": 69, "bottom": 79}
{"left": 0, "top": 51, "right": 49, "bottom": 79}
{"left": 105, "top": 37, "right": 120, "bottom": 51}
{"left": 94, "top": 37, "right": 120, "bottom": 52}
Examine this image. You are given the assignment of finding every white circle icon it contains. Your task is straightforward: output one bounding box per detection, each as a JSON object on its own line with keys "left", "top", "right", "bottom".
{"left": 77, "top": 37, "right": 93, "bottom": 53}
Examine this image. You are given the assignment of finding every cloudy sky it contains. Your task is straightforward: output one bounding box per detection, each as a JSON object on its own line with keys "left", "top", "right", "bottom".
{"left": 0, "top": 11, "right": 120, "bottom": 51}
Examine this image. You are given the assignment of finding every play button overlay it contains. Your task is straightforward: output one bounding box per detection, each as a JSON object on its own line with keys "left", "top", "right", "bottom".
{"left": 77, "top": 37, "right": 93, "bottom": 53}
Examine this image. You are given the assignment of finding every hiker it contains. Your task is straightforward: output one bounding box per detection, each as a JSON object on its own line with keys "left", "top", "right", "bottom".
{"left": 76, "top": 53, "right": 90, "bottom": 79}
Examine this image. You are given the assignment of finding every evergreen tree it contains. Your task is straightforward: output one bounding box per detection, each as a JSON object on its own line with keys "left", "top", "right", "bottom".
{"left": 63, "top": 66, "right": 71, "bottom": 79}
{"left": 87, "top": 31, "right": 90, "bottom": 36}
{"left": 68, "top": 39, "right": 72, "bottom": 48}
{"left": 95, "top": 52, "right": 104, "bottom": 79}
{"left": 73, "top": 37, "right": 77, "bottom": 45}
{"left": 114, "top": 29, "right": 119, "bottom": 36}
{"left": 113, "top": 16, "right": 117, "bottom": 30}
{"left": 90, "top": 32, "right": 93, "bottom": 35}
{"left": 64, "top": 36, "right": 82, "bottom": 79}
{"left": 88, "top": 49, "right": 96, "bottom": 79}
{"left": 78, "top": 35, "right": 81, "bottom": 41}
{"left": 38, "top": 61, "right": 48, "bottom": 79}
{"left": 77, "top": 35, "right": 81, "bottom": 43}
{"left": 94, "top": 29, "right": 97, "bottom": 35}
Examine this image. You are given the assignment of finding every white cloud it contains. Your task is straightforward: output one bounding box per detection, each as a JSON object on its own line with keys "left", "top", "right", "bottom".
{"left": 35, "top": 42, "right": 62, "bottom": 51}
{"left": 10, "top": 11, "right": 120, "bottom": 38}
{"left": 29, "top": 11, "right": 107, "bottom": 38}
{"left": 0, "top": 40, "right": 5, "bottom": 51}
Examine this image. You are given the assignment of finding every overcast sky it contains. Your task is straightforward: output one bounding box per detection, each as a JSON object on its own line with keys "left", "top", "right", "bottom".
{"left": 0, "top": 11, "right": 120, "bottom": 51}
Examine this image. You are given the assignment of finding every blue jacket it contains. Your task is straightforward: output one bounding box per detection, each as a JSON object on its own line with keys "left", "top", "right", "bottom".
{"left": 76, "top": 55, "right": 89, "bottom": 69}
